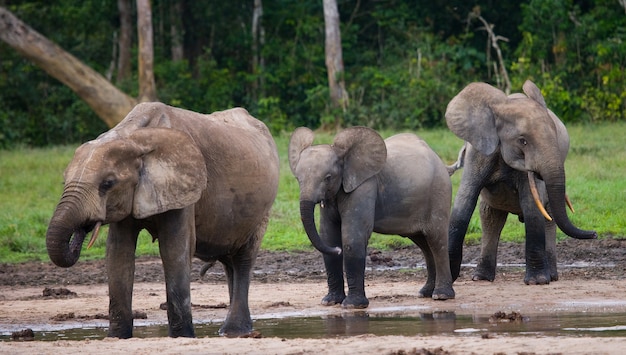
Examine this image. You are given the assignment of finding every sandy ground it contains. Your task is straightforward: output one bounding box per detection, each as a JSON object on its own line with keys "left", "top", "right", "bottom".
{"left": 1, "top": 238, "right": 626, "bottom": 354}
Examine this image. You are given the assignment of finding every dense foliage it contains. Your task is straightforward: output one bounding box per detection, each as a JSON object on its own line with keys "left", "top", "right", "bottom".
{"left": 1, "top": 0, "right": 624, "bottom": 148}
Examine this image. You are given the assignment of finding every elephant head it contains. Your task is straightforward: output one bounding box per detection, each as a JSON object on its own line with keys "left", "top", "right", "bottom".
{"left": 288, "top": 126, "right": 387, "bottom": 255}
{"left": 46, "top": 127, "right": 208, "bottom": 267}
{"left": 445, "top": 80, "right": 596, "bottom": 240}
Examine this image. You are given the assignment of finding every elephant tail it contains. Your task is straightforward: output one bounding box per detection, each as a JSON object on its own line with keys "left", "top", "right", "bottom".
{"left": 447, "top": 142, "right": 467, "bottom": 176}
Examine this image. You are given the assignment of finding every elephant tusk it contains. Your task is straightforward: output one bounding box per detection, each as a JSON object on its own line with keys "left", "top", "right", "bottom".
{"left": 86, "top": 221, "right": 102, "bottom": 249}
{"left": 565, "top": 194, "right": 575, "bottom": 213}
{"left": 528, "top": 171, "right": 552, "bottom": 221}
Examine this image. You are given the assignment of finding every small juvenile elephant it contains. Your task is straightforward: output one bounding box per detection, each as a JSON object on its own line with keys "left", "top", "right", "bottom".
{"left": 46, "top": 102, "right": 280, "bottom": 338}
{"left": 445, "top": 80, "right": 596, "bottom": 285}
{"left": 288, "top": 126, "right": 454, "bottom": 308}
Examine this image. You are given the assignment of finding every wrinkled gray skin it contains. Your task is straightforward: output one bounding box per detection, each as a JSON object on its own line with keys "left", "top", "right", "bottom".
{"left": 446, "top": 80, "right": 596, "bottom": 285}
{"left": 289, "top": 126, "right": 454, "bottom": 308}
{"left": 46, "top": 102, "right": 279, "bottom": 338}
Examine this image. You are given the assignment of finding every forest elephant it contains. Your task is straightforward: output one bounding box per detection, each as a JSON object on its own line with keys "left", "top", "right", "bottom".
{"left": 445, "top": 80, "right": 597, "bottom": 285}
{"left": 45, "top": 102, "right": 280, "bottom": 338}
{"left": 288, "top": 126, "right": 454, "bottom": 308}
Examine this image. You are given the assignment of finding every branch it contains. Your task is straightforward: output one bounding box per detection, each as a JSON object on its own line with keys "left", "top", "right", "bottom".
{"left": 0, "top": 7, "right": 136, "bottom": 127}
{"left": 469, "top": 9, "right": 512, "bottom": 95}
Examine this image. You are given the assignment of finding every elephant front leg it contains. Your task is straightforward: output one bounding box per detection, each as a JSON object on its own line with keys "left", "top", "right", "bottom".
{"left": 106, "top": 221, "right": 139, "bottom": 338}
{"left": 157, "top": 209, "right": 195, "bottom": 338}
{"left": 319, "top": 213, "right": 345, "bottom": 306}
{"left": 321, "top": 253, "right": 346, "bottom": 305}
{"left": 520, "top": 183, "right": 551, "bottom": 285}
{"left": 545, "top": 219, "right": 559, "bottom": 281}
{"left": 473, "top": 201, "right": 508, "bottom": 282}
{"left": 342, "top": 252, "right": 368, "bottom": 309}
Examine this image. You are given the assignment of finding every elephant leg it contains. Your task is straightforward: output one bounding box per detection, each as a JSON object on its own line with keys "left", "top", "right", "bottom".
{"left": 473, "top": 200, "right": 508, "bottom": 282}
{"left": 340, "top": 204, "right": 373, "bottom": 309}
{"left": 218, "top": 256, "right": 253, "bottom": 336}
{"left": 342, "top": 251, "right": 368, "bottom": 309}
{"left": 218, "top": 222, "right": 264, "bottom": 337}
{"left": 449, "top": 153, "right": 492, "bottom": 281}
{"left": 412, "top": 236, "right": 435, "bottom": 298}
{"left": 519, "top": 184, "right": 550, "bottom": 285}
{"left": 156, "top": 208, "right": 195, "bottom": 338}
{"left": 319, "top": 211, "right": 345, "bottom": 306}
{"left": 106, "top": 219, "right": 139, "bottom": 338}
{"left": 412, "top": 230, "right": 455, "bottom": 300}
{"left": 545, "top": 219, "right": 558, "bottom": 281}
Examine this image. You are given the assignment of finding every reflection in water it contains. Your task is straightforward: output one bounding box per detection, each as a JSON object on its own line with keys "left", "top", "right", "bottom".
{"left": 3, "top": 311, "right": 626, "bottom": 341}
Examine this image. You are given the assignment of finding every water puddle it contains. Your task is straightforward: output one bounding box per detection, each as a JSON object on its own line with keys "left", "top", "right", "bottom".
{"left": 3, "top": 311, "right": 626, "bottom": 341}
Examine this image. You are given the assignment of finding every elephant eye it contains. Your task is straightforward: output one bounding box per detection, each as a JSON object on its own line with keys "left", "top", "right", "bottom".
{"left": 519, "top": 138, "right": 528, "bottom": 146}
{"left": 324, "top": 174, "right": 332, "bottom": 184}
{"left": 99, "top": 178, "right": 117, "bottom": 194}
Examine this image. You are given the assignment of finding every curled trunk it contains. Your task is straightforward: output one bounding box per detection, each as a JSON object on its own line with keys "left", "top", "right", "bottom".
{"left": 299, "top": 200, "right": 342, "bottom": 255}
{"left": 544, "top": 174, "right": 596, "bottom": 240}
{"left": 46, "top": 204, "right": 87, "bottom": 267}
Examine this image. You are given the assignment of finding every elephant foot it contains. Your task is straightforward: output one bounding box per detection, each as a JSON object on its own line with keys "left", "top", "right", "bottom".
{"left": 419, "top": 284, "right": 455, "bottom": 301}
{"left": 219, "top": 322, "right": 253, "bottom": 338}
{"left": 471, "top": 272, "right": 496, "bottom": 282}
{"left": 321, "top": 292, "right": 346, "bottom": 306}
{"left": 473, "top": 263, "right": 496, "bottom": 282}
{"left": 550, "top": 269, "right": 559, "bottom": 282}
{"left": 418, "top": 284, "right": 434, "bottom": 298}
{"left": 341, "top": 294, "right": 369, "bottom": 309}
{"left": 524, "top": 270, "right": 551, "bottom": 285}
{"left": 431, "top": 287, "right": 455, "bottom": 301}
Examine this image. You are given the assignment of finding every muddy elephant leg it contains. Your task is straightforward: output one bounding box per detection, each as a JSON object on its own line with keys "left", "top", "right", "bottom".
{"left": 413, "top": 230, "right": 455, "bottom": 300}
{"left": 474, "top": 200, "right": 508, "bottom": 282}
{"left": 219, "top": 256, "right": 254, "bottom": 337}
{"left": 519, "top": 185, "right": 550, "bottom": 285}
{"left": 449, "top": 184, "right": 485, "bottom": 280}
{"left": 157, "top": 209, "right": 195, "bottom": 338}
{"left": 340, "top": 215, "right": 372, "bottom": 309}
{"left": 106, "top": 219, "right": 139, "bottom": 338}
{"left": 319, "top": 210, "right": 345, "bottom": 306}
{"left": 412, "top": 236, "right": 436, "bottom": 298}
{"left": 218, "top": 222, "right": 264, "bottom": 337}
{"left": 545, "top": 219, "right": 558, "bottom": 281}
{"left": 342, "top": 250, "right": 368, "bottom": 308}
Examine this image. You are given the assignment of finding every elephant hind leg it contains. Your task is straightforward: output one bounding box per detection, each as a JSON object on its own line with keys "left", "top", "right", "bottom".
{"left": 474, "top": 201, "right": 507, "bottom": 282}
{"left": 410, "top": 233, "right": 454, "bottom": 300}
{"left": 217, "top": 223, "right": 266, "bottom": 337}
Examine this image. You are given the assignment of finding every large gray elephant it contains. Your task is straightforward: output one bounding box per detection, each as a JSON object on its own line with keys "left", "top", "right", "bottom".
{"left": 288, "top": 126, "right": 454, "bottom": 308}
{"left": 445, "top": 80, "right": 596, "bottom": 285}
{"left": 45, "top": 102, "right": 280, "bottom": 338}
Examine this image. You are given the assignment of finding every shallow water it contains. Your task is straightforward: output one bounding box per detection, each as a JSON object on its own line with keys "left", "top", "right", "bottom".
{"left": 3, "top": 311, "right": 626, "bottom": 341}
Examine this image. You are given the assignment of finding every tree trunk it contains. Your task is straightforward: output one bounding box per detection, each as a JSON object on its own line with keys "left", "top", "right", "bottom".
{"left": 322, "top": 0, "right": 348, "bottom": 127}
{"left": 116, "top": 0, "right": 133, "bottom": 84}
{"left": 170, "top": 0, "right": 184, "bottom": 61}
{"left": 0, "top": 6, "right": 137, "bottom": 128}
{"left": 137, "top": 0, "right": 158, "bottom": 102}
{"left": 251, "top": 0, "right": 265, "bottom": 100}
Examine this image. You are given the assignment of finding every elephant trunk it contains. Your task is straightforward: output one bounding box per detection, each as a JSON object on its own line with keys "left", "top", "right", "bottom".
{"left": 542, "top": 171, "right": 597, "bottom": 240}
{"left": 299, "top": 200, "right": 342, "bottom": 255}
{"left": 46, "top": 201, "right": 88, "bottom": 268}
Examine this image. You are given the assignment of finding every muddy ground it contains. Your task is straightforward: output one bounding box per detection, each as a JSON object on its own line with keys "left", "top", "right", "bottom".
{"left": 1, "top": 237, "right": 626, "bottom": 354}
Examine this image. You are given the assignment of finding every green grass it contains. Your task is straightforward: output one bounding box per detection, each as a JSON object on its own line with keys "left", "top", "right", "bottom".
{"left": 2, "top": 122, "right": 625, "bottom": 263}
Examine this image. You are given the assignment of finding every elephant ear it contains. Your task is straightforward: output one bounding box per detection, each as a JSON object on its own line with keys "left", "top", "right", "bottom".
{"left": 445, "top": 82, "right": 508, "bottom": 156}
{"left": 549, "top": 108, "right": 570, "bottom": 161}
{"left": 522, "top": 80, "right": 548, "bottom": 108}
{"left": 332, "top": 126, "right": 386, "bottom": 193}
{"left": 288, "top": 127, "right": 315, "bottom": 174}
{"left": 521, "top": 80, "right": 570, "bottom": 160}
{"left": 129, "top": 127, "right": 208, "bottom": 219}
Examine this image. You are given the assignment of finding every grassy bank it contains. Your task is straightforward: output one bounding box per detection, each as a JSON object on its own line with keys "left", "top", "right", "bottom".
{"left": 1, "top": 122, "right": 624, "bottom": 263}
